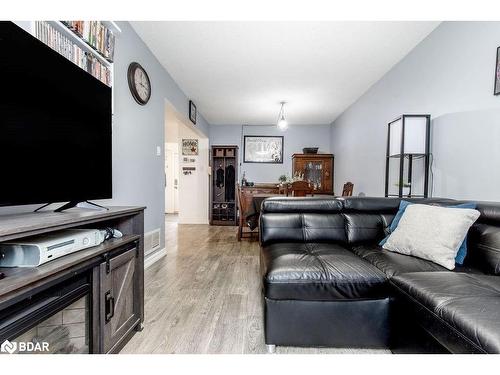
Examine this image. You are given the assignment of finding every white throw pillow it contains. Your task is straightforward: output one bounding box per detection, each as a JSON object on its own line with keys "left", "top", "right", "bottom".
{"left": 382, "top": 204, "right": 480, "bottom": 270}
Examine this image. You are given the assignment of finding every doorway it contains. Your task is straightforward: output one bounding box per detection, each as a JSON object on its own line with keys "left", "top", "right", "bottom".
{"left": 164, "top": 102, "right": 210, "bottom": 225}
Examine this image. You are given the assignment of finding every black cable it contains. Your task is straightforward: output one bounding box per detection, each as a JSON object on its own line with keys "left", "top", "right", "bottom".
{"left": 104, "top": 227, "right": 114, "bottom": 240}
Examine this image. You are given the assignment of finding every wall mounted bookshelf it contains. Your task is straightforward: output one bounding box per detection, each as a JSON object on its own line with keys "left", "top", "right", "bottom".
{"left": 29, "top": 21, "right": 121, "bottom": 87}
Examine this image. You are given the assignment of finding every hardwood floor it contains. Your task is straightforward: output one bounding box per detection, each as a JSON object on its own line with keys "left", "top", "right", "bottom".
{"left": 121, "top": 219, "right": 389, "bottom": 354}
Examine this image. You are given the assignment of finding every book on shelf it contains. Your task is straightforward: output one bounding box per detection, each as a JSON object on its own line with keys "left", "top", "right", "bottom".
{"left": 34, "top": 21, "right": 112, "bottom": 87}
{"left": 61, "top": 20, "right": 115, "bottom": 62}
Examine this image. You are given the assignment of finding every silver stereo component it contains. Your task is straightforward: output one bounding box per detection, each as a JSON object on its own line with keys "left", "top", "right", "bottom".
{"left": 0, "top": 229, "right": 106, "bottom": 267}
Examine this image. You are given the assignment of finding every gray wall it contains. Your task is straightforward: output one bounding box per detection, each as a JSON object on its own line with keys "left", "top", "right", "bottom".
{"left": 331, "top": 21, "right": 500, "bottom": 200}
{"left": 210, "top": 124, "right": 332, "bottom": 184}
{"left": 2, "top": 22, "right": 212, "bottom": 252}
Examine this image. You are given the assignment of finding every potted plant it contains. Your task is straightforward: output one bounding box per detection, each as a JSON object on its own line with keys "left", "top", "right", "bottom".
{"left": 278, "top": 174, "right": 289, "bottom": 185}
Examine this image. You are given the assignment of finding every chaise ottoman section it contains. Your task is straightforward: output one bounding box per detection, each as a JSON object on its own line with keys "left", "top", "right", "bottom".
{"left": 260, "top": 242, "right": 390, "bottom": 348}
{"left": 261, "top": 242, "right": 388, "bottom": 300}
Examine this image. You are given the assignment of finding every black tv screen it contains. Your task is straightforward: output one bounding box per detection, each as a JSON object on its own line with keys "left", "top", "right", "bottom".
{"left": 0, "top": 22, "right": 112, "bottom": 207}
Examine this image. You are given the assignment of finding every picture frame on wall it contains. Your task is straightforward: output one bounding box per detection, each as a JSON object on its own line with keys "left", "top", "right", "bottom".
{"left": 189, "top": 100, "right": 197, "bottom": 124}
{"left": 495, "top": 47, "right": 500, "bottom": 95}
{"left": 243, "top": 135, "right": 284, "bottom": 164}
{"left": 182, "top": 139, "right": 199, "bottom": 155}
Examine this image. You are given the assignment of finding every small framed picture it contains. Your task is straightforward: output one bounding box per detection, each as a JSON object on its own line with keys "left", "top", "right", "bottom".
{"left": 189, "top": 100, "right": 197, "bottom": 124}
{"left": 182, "top": 139, "right": 199, "bottom": 155}
{"left": 495, "top": 47, "right": 500, "bottom": 95}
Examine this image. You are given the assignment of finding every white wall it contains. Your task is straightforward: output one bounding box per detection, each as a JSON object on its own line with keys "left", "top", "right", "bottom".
{"left": 331, "top": 21, "right": 500, "bottom": 200}
{"left": 178, "top": 124, "right": 210, "bottom": 224}
{"left": 165, "top": 142, "right": 179, "bottom": 213}
{"left": 210, "top": 124, "right": 332, "bottom": 184}
{"left": 165, "top": 105, "right": 209, "bottom": 223}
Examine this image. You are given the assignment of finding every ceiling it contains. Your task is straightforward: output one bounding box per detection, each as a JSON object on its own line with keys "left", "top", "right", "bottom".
{"left": 131, "top": 21, "right": 439, "bottom": 125}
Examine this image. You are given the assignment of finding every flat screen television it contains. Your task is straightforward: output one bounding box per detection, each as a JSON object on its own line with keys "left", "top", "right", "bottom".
{"left": 0, "top": 22, "right": 112, "bottom": 209}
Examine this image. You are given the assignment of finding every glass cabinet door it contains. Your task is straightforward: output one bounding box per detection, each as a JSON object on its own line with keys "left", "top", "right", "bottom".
{"left": 304, "top": 160, "right": 323, "bottom": 190}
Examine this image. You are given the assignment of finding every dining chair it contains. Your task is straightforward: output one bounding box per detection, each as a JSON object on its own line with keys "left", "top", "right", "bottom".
{"left": 278, "top": 183, "right": 289, "bottom": 196}
{"left": 236, "top": 184, "right": 258, "bottom": 241}
{"left": 342, "top": 182, "right": 354, "bottom": 197}
{"left": 290, "top": 181, "right": 312, "bottom": 197}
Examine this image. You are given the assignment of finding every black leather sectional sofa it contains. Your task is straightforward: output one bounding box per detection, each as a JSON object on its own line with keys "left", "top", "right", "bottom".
{"left": 259, "top": 197, "right": 500, "bottom": 353}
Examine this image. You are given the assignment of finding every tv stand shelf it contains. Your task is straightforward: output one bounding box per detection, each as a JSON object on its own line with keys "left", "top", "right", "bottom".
{"left": 0, "top": 206, "right": 145, "bottom": 353}
{"left": 0, "top": 206, "right": 143, "bottom": 242}
{"left": 0, "top": 234, "right": 139, "bottom": 304}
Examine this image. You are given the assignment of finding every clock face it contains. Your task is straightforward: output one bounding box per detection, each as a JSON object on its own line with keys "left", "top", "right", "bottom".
{"left": 127, "top": 62, "right": 151, "bottom": 105}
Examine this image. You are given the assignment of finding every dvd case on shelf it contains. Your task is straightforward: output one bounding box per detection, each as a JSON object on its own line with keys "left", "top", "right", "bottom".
{"left": 33, "top": 21, "right": 112, "bottom": 86}
{"left": 61, "top": 21, "right": 115, "bottom": 62}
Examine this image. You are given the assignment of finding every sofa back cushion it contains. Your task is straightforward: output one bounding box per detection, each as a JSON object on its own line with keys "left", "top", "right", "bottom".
{"left": 260, "top": 198, "right": 345, "bottom": 246}
{"left": 344, "top": 213, "right": 390, "bottom": 245}
{"left": 260, "top": 197, "right": 459, "bottom": 247}
{"left": 467, "top": 202, "right": 500, "bottom": 275}
{"left": 260, "top": 197, "right": 500, "bottom": 275}
{"left": 342, "top": 197, "right": 408, "bottom": 245}
{"left": 342, "top": 197, "right": 461, "bottom": 245}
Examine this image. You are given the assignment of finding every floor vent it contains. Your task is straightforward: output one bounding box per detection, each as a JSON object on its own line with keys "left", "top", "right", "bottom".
{"left": 144, "top": 228, "right": 161, "bottom": 255}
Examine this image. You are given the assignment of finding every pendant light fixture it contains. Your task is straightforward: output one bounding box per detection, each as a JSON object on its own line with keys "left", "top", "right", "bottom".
{"left": 277, "top": 102, "right": 288, "bottom": 130}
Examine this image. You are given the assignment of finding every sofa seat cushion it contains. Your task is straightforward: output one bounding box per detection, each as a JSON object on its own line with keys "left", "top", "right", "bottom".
{"left": 351, "top": 245, "right": 448, "bottom": 277}
{"left": 391, "top": 272, "right": 500, "bottom": 353}
{"left": 260, "top": 242, "right": 388, "bottom": 301}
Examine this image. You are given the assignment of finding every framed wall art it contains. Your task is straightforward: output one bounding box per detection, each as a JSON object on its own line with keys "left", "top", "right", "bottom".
{"left": 243, "top": 135, "right": 284, "bottom": 164}
{"left": 189, "top": 100, "right": 197, "bottom": 124}
{"left": 182, "top": 139, "right": 199, "bottom": 155}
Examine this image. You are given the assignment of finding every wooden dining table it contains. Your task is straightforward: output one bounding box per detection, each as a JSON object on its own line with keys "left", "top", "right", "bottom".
{"left": 244, "top": 193, "right": 281, "bottom": 230}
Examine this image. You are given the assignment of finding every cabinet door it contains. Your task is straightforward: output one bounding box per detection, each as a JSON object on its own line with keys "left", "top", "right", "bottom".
{"left": 100, "top": 246, "right": 140, "bottom": 353}
{"left": 293, "top": 158, "right": 305, "bottom": 176}
{"left": 292, "top": 156, "right": 334, "bottom": 194}
{"left": 322, "top": 158, "right": 333, "bottom": 193}
{"left": 302, "top": 159, "right": 324, "bottom": 191}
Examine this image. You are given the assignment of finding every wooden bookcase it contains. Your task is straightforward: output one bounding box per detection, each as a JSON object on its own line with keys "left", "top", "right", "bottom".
{"left": 211, "top": 146, "right": 238, "bottom": 226}
{"left": 292, "top": 153, "right": 335, "bottom": 194}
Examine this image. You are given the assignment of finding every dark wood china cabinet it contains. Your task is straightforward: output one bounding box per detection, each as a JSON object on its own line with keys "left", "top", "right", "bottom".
{"left": 292, "top": 154, "right": 334, "bottom": 195}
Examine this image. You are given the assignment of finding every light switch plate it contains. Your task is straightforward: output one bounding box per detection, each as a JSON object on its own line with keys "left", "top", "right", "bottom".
{"left": 156, "top": 146, "right": 162, "bottom": 156}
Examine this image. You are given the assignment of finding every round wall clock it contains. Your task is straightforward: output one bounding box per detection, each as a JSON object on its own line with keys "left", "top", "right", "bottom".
{"left": 127, "top": 62, "right": 151, "bottom": 105}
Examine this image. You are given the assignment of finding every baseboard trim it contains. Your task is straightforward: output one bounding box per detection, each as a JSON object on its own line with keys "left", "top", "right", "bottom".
{"left": 178, "top": 218, "right": 209, "bottom": 225}
{"left": 145, "top": 245, "right": 161, "bottom": 257}
{"left": 144, "top": 247, "right": 166, "bottom": 269}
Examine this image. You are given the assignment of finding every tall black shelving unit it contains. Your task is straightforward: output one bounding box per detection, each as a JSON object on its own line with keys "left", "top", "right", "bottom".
{"left": 210, "top": 145, "right": 238, "bottom": 226}
{"left": 385, "top": 114, "right": 431, "bottom": 198}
